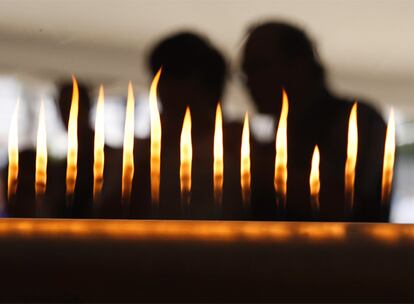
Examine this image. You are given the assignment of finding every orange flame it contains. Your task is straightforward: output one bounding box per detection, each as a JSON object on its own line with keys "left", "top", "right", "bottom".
{"left": 7, "top": 99, "right": 19, "bottom": 200}
{"left": 35, "top": 99, "right": 47, "bottom": 199}
{"left": 309, "top": 145, "right": 320, "bottom": 213}
{"left": 122, "top": 82, "right": 135, "bottom": 202}
{"left": 345, "top": 102, "right": 358, "bottom": 211}
{"left": 150, "top": 69, "right": 162, "bottom": 206}
{"left": 180, "top": 107, "right": 192, "bottom": 205}
{"left": 274, "top": 89, "right": 289, "bottom": 208}
{"left": 93, "top": 85, "right": 105, "bottom": 201}
{"left": 241, "top": 112, "right": 251, "bottom": 207}
{"left": 214, "top": 103, "right": 224, "bottom": 206}
{"left": 66, "top": 76, "right": 79, "bottom": 198}
{"left": 381, "top": 109, "right": 395, "bottom": 204}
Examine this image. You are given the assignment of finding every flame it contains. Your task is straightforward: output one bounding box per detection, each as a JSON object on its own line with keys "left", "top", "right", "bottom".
{"left": 381, "top": 109, "right": 395, "bottom": 204}
{"left": 180, "top": 107, "right": 192, "bottom": 205}
{"left": 214, "top": 103, "right": 224, "bottom": 206}
{"left": 35, "top": 99, "right": 47, "bottom": 199}
{"left": 93, "top": 85, "right": 105, "bottom": 201}
{"left": 345, "top": 102, "right": 358, "bottom": 211}
{"left": 66, "top": 76, "right": 79, "bottom": 197}
{"left": 122, "top": 82, "right": 135, "bottom": 202}
{"left": 150, "top": 69, "right": 162, "bottom": 206}
{"left": 274, "top": 89, "right": 289, "bottom": 208}
{"left": 241, "top": 112, "right": 251, "bottom": 207}
{"left": 7, "top": 99, "right": 19, "bottom": 200}
{"left": 309, "top": 145, "right": 320, "bottom": 213}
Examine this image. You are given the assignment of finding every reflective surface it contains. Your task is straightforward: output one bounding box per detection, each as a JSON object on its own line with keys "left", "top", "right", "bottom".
{"left": 0, "top": 218, "right": 413, "bottom": 244}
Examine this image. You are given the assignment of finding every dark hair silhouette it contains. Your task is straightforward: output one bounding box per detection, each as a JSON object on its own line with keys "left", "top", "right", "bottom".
{"left": 244, "top": 21, "right": 325, "bottom": 82}
{"left": 148, "top": 32, "right": 227, "bottom": 102}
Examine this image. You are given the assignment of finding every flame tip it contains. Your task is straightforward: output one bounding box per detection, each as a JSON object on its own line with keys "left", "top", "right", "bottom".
{"left": 66, "top": 73, "right": 80, "bottom": 196}
{"left": 8, "top": 99, "right": 20, "bottom": 199}
{"left": 94, "top": 81, "right": 106, "bottom": 200}
{"left": 382, "top": 105, "right": 396, "bottom": 204}
{"left": 128, "top": 81, "right": 134, "bottom": 91}
{"left": 274, "top": 89, "right": 289, "bottom": 204}
{"left": 180, "top": 107, "right": 193, "bottom": 203}
{"left": 214, "top": 101, "right": 224, "bottom": 205}
{"left": 345, "top": 101, "right": 359, "bottom": 210}
{"left": 310, "top": 144, "right": 320, "bottom": 212}
{"left": 184, "top": 106, "right": 191, "bottom": 118}
{"left": 150, "top": 69, "right": 162, "bottom": 205}
{"left": 122, "top": 80, "right": 135, "bottom": 201}
{"left": 241, "top": 112, "right": 251, "bottom": 206}
{"left": 36, "top": 97, "right": 48, "bottom": 197}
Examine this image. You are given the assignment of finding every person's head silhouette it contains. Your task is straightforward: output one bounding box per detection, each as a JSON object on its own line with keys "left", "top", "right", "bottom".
{"left": 241, "top": 21, "right": 325, "bottom": 115}
{"left": 148, "top": 31, "right": 227, "bottom": 127}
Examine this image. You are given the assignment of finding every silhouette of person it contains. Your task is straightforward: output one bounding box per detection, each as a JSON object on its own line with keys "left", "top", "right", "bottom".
{"left": 142, "top": 31, "right": 239, "bottom": 219}
{"left": 241, "top": 21, "right": 387, "bottom": 221}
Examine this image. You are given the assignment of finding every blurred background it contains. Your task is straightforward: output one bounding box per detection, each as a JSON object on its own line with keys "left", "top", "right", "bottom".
{"left": 0, "top": 0, "right": 412, "bottom": 222}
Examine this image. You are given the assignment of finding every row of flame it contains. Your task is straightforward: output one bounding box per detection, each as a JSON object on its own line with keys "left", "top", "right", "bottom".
{"left": 7, "top": 68, "right": 396, "bottom": 213}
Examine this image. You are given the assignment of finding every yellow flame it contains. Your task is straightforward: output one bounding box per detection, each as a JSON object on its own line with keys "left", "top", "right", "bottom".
{"left": 180, "top": 107, "right": 192, "bottom": 205}
{"left": 274, "top": 89, "right": 289, "bottom": 207}
{"left": 214, "top": 103, "right": 224, "bottom": 206}
{"left": 150, "top": 69, "right": 162, "bottom": 206}
{"left": 35, "top": 99, "right": 47, "bottom": 199}
{"left": 381, "top": 109, "right": 395, "bottom": 204}
{"left": 7, "top": 99, "right": 19, "bottom": 200}
{"left": 309, "top": 145, "right": 320, "bottom": 213}
{"left": 345, "top": 102, "right": 358, "bottom": 211}
{"left": 66, "top": 76, "right": 79, "bottom": 197}
{"left": 122, "top": 82, "right": 135, "bottom": 202}
{"left": 241, "top": 112, "right": 251, "bottom": 207}
{"left": 93, "top": 85, "right": 105, "bottom": 201}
